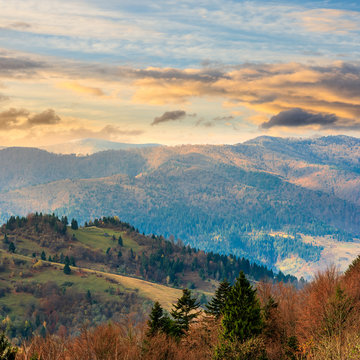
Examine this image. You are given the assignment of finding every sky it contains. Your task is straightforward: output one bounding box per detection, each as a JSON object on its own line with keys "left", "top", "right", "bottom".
{"left": 0, "top": 0, "right": 360, "bottom": 146}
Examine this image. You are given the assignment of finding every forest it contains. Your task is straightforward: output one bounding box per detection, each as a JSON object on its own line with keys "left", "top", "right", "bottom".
{"left": 0, "top": 213, "right": 299, "bottom": 344}
{"left": 2, "top": 257, "right": 360, "bottom": 359}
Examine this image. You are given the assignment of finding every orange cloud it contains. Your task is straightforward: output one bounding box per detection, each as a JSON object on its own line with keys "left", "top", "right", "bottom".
{"left": 58, "top": 81, "right": 105, "bottom": 97}
{"left": 128, "top": 62, "right": 360, "bottom": 130}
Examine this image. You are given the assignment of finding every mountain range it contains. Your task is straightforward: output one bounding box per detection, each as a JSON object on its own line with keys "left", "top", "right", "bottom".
{"left": 1, "top": 135, "right": 360, "bottom": 278}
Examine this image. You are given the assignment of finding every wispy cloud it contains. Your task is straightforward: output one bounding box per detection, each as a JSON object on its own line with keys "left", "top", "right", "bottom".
{"left": 58, "top": 82, "right": 105, "bottom": 97}
{"left": 151, "top": 110, "right": 187, "bottom": 126}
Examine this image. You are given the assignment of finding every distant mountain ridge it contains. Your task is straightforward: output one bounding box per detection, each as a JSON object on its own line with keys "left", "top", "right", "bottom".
{"left": 41, "top": 138, "right": 160, "bottom": 155}
{"left": 1, "top": 135, "right": 360, "bottom": 276}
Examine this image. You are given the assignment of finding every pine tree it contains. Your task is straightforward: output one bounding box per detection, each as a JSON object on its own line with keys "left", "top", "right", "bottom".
{"left": 41, "top": 251, "right": 46, "bottom": 261}
{"left": 71, "top": 218, "right": 78, "bottom": 230}
{"left": 63, "top": 256, "right": 71, "bottom": 275}
{"left": 147, "top": 301, "right": 166, "bottom": 337}
{"left": 221, "top": 271, "right": 263, "bottom": 343}
{"left": 118, "top": 236, "right": 123, "bottom": 246}
{"left": 206, "top": 278, "right": 231, "bottom": 318}
{"left": 63, "top": 263, "right": 71, "bottom": 275}
{"left": 8, "top": 242, "right": 15, "bottom": 253}
{"left": 171, "top": 288, "right": 200, "bottom": 334}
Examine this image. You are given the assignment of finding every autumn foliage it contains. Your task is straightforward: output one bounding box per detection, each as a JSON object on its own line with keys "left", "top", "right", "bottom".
{"left": 9, "top": 257, "right": 360, "bottom": 359}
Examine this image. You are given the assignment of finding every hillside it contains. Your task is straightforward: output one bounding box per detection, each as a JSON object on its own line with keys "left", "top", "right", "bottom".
{"left": 1, "top": 136, "right": 360, "bottom": 275}
{"left": 0, "top": 213, "right": 294, "bottom": 342}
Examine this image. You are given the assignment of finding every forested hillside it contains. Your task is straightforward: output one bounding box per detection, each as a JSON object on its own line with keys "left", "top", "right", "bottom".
{"left": 1, "top": 136, "right": 360, "bottom": 273}
{"left": 0, "top": 213, "right": 296, "bottom": 342}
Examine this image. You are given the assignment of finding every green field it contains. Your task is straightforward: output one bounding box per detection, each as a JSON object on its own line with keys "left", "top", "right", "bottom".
{"left": 71, "top": 227, "right": 141, "bottom": 253}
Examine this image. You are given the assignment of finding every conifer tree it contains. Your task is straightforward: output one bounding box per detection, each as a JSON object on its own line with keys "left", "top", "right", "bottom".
{"left": 171, "top": 288, "right": 200, "bottom": 334}
{"left": 8, "top": 242, "right": 15, "bottom": 253}
{"left": 221, "top": 271, "right": 263, "bottom": 343}
{"left": 63, "top": 257, "right": 71, "bottom": 275}
{"left": 147, "top": 301, "right": 166, "bottom": 337}
{"left": 206, "top": 278, "right": 231, "bottom": 318}
{"left": 41, "top": 251, "right": 46, "bottom": 261}
{"left": 71, "top": 218, "right": 78, "bottom": 230}
{"left": 63, "top": 263, "right": 71, "bottom": 275}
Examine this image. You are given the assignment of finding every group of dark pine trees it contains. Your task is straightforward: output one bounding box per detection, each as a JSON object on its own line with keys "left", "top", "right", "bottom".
{"left": 147, "top": 271, "right": 264, "bottom": 358}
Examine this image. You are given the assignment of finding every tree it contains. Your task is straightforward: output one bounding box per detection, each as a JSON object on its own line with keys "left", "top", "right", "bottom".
{"left": 118, "top": 236, "right": 123, "bottom": 246}
{"left": 206, "top": 278, "right": 231, "bottom": 318}
{"left": 147, "top": 301, "right": 166, "bottom": 337}
{"left": 63, "top": 256, "right": 71, "bottom": 275}
{"left": 0, "top": 332, "right": 17, "bottom": 360}
{"left": 221, "top": 271, "right": 263, "bottom": 343}
{"left": 8, "top": 242, "right": 15, "bottom": 253}
{"left": 171, "top": 288, "right": 200, "bottom": 334}
{"left": 41, "top": 251, "right": 46, "bottom": 261}
{"left": 71, "top": 219, "right": 78, "bottom": 230}
{"left": 63, "top": 263, "right": 71, "bottom": 275}
{"left": 323, "top": 286, "right": 353, "bottom": 338}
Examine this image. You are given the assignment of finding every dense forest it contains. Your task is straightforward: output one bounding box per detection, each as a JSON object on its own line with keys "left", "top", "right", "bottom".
{"left": 1, "top": 136, "right": 360, "bottom": 269}
{"left": 2, "top": 256, "right": 360, "bottom": 359}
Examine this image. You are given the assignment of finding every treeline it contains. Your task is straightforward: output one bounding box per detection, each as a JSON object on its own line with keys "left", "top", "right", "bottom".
{"left": 86, "top": 216, "right": 298, "bottom": 285}
{"left": 5, "top": 255, "right": 360, "bottom": 359}
{"left": 1, "top": 214, "right": 299, "bottom": 288}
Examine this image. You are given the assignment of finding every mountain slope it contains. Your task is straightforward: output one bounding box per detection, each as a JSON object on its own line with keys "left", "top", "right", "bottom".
{"left": 1, "top": 136, "right": 360, "bottom": 273}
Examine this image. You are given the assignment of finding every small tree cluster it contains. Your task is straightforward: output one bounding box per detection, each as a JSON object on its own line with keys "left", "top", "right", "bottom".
{"left": 147, "top": 288, "right": 200, "bottom": 339}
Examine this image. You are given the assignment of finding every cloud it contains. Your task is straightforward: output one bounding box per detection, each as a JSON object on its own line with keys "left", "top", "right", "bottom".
{"left": 0, "top": 55, "right": 45, "bottom": 78}
{"left": 261, "top": 108, "right": 338, "bottom": 129}
{"left": 8, "top": 22, "right": 32, "bottom": 30}
{"left": 59, "top": 81, "right": 104, "bottom": 97}
{"left": 128, "top": 61, "right": 360, "bottom": 130}
{"left": 151, "top": 110, "right": 187, "bottom": 126}
{"left": 0, "top": 108, "right": 29, "bottom": 129}
{"left": 0, "top": 108, "right": 61, "bottom": 130}
{"left": 196, "top": 115, "right": 235, "bottom": 127}
{"left": 298, "top": 9, "right": 360, "bottom": 34}
{"left": 27, "top": 109, "right": 61, "bottom": 126}
{"left": 0, "top": 93, "right": 9, "bottom": 102}
{"left": 99, "top": 125, "right": 144, "bottom": 137}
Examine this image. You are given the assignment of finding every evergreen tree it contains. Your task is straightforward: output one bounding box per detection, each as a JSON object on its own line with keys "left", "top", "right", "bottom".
{"left": 0, "top": 332, "right": 17, "bottom": 360}
{"left": 41, "top": 251, "right": 46, "bottom": 261}
{"left": 206, "top": 278, "right": 231, "bottom": 318}
{"left": 8, "top": 242, "right": 15, "bottom": 253}
{"left": 71, "top": 219, "right": 78, "bottom": 230}
{"left": 118, "top": 236, "right": 123, "bottom": 246}
{"left": 63, "top": 263, "right": 71, "bottom": 275}
{"left": 221, "top": 272, "right": 263, "bottom": 343}
{"left": 147, "top": 301, "right": 166, "bottom": 337}
{"left": 63, "top": 256, "right": 71, "bottom": 275}
{"left": 171, "top": 288, "right": 200, "bottom": 334}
